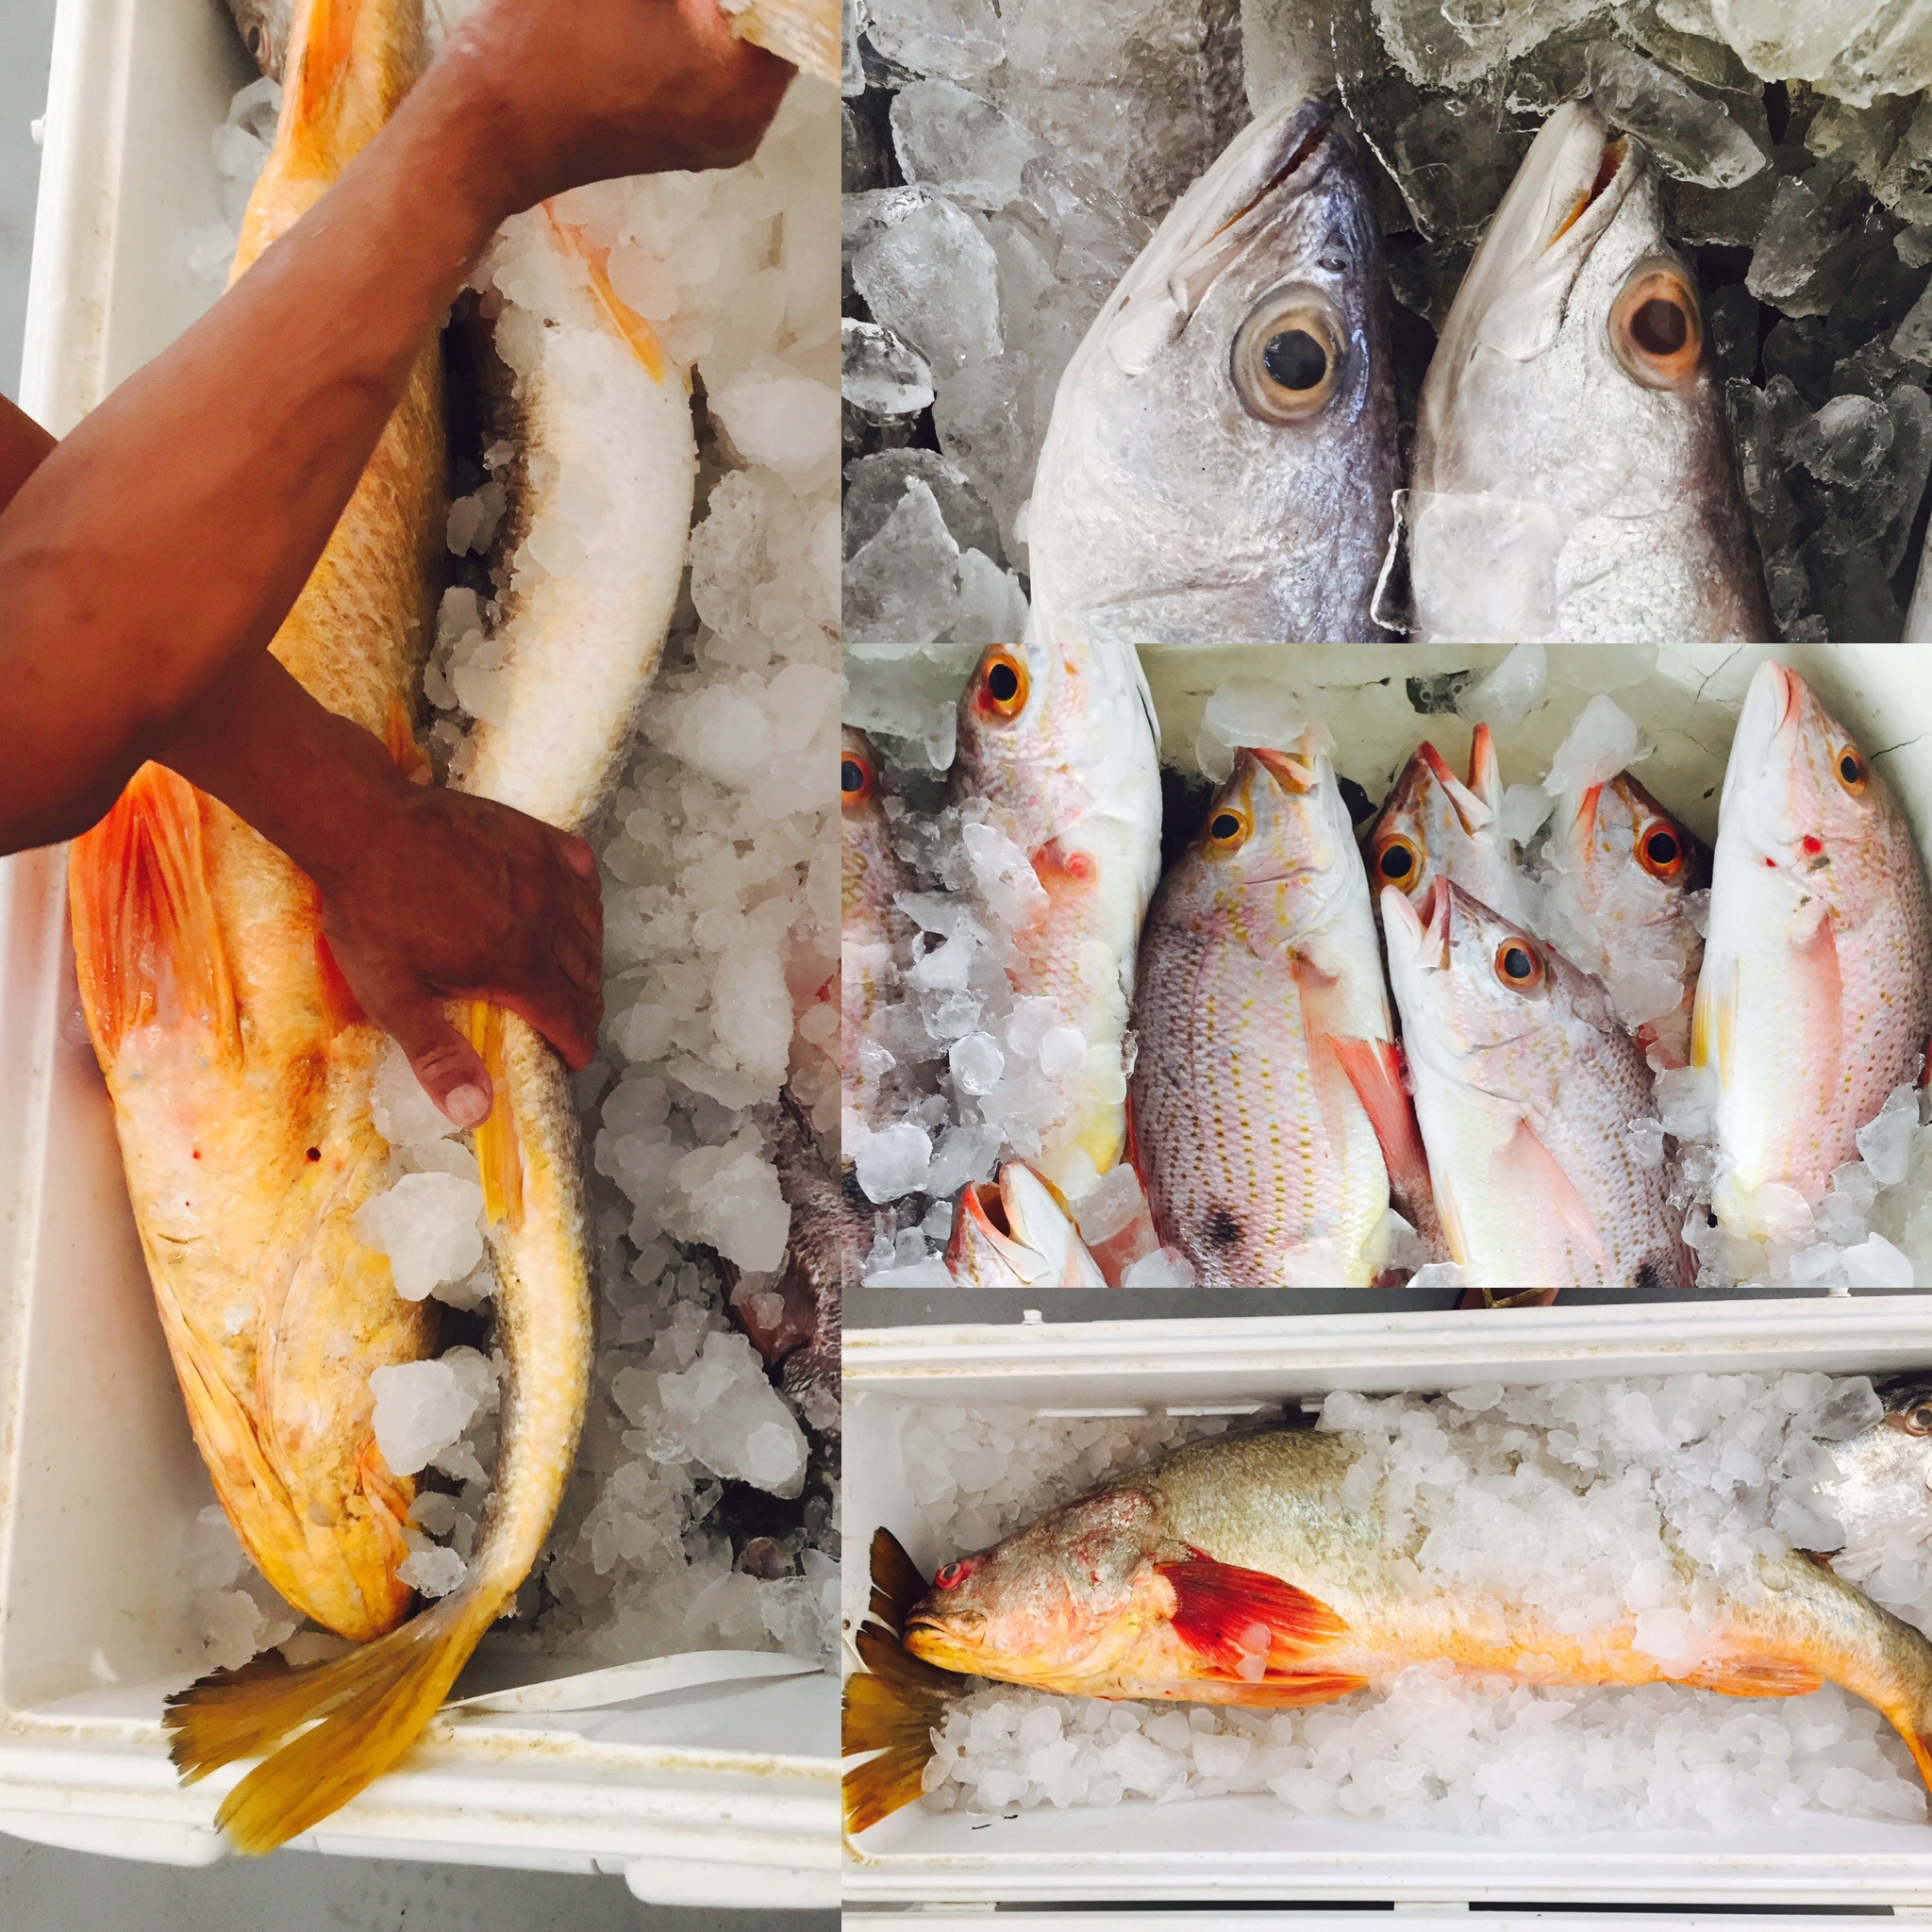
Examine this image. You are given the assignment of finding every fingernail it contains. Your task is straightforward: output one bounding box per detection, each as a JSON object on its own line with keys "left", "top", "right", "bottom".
{"left": 445, "top": 1082, "right": 491, "bottom": 1129}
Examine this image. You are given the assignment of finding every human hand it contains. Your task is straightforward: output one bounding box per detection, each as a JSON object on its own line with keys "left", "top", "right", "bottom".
{"left": 438, "top": 0, "right": 795, "bottom": 219}
{"left": 312, "top": 783, "right": 605, "bottom": 1126}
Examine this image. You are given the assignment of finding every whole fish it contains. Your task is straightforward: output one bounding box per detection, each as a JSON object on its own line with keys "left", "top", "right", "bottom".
{"left": 949, "top": 638, "right": 1162, "bottom": 1198}
{"left": 844, "top": 1425, "right": 1932, "bottom": 1829}
{"left": 154, "top": 0, "right": 709, "bottom": 1851}
{"left": 1130, "top": 740, "right": 1429, "bottom": 1287}
{"left": 945, "top": 1163, "right": 1108, "bottom": 1286}
{"left": 71, "top": 0, "right": 446, "bottom": 1850}
{"left": 1382, "top": 878, "right": 1690, "bottom": 1291}
{"left": 1696, "top": 660, "right": 1932, "bottom": 1242}
{"left": 1367, "top": 728, "right": 1539, "bottom": 932}
{"left": 1543, "top": 770, "right": 1709, "bottom": 1071}
{"left": 1025, "top": 93, "right": 1398, "bottom": 647}
{"left": 1410, "top": 102, "right": 1769, "bottom": 644}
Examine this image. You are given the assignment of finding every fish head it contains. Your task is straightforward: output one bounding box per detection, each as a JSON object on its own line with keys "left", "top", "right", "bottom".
{"left": 950, "top": 637, "right": 1158, "bottom": 860}
{"left": 1163, "top": 735, "right": 1364, "bottom": 939}
{"left": 1029, "top": 94, "right": 1397, "bottom": 641}
{"left": 1808, "top": 1376, "right": 1932, "bottom": 1568}
{"left": 1382, "top": 877, "right": 1607, "bottom": 1106}
{"left": 227, "top": 0, "right": 294, "bottom": 77}
{"left": 1719, "top": 661, "right": 1915, "bottom": 926}
{"left": 944, "top": 1164, "right": 1108, "bottom": 1286}
{"left": 1417, "top": 104, "right": 1726, "bottom": 552}
{"left": 1368, "top": 736, "right": 1499, "bottom": 905}
{"left": 903, "top": 1483, "right": 1166, "bottom": 1687}
{"left": 1550, "top": 769, "right": 1710, "bottom": 933}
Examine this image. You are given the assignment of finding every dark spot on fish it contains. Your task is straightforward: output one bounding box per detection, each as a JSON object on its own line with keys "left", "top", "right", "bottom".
{"left": 1263, "top": 328, "right": 1328, "bottom": 392}
{"left": 1204, "top": 1206, "right": 1243, "bottom": 1247}
{"left": 1636, "top": 1259, "right": 1666, "bottom": 1291}
{"left": 192, "top": 1149, "right": 201, "bottom": 1161}
{"left": 1406, "top": 672, "right": 1474, "bottom": 716}
{"left": 307, "top": 1147, "right": 321, "bottom": 1162}
{"left": 1338, "top": 774, "right": 1375, "bottom": 826}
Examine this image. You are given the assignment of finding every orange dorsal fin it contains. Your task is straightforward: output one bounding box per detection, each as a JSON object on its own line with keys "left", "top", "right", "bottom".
{"left": 464, "top": 1000, "right": 524, "bottom": 1230}
{"left": 69, "top": 764, "right": 240, "bottom": 1067}
{"left": 1157, "top": 1555, "right": 1346, "bottom": 1669}
{"left": 294, "top": 0, "right": 368, "bottom": 126}
{"left": 542, "top": 203, "right": 671, "bottom": 384}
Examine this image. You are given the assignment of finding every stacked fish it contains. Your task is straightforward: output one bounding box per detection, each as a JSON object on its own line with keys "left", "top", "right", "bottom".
{"left": 842, "top": 655, "right": 1932, "bottom": 1295}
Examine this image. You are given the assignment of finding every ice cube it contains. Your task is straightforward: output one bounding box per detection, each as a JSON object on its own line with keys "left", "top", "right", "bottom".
{"left": 1039, "top": 1026, "right": 1088, "bottom": 1078}
{"left": 1074, "top": 1162, "right": 1148, "bottom": 1245}
{"left": 891, "top": 79, "right": 1041, "bottom": 210}
{"left": 864, "top": 0, "right": 1005, "bottom": 84}
{"left": 1407, "top": 1260, "right": 1468, "bottom": 1289}
{"left": 1542, "top": 695, "right": 1641, "bottom": 797}
{"left": 1654, "top": 1063, "right": 1720, "bottom": 1141}
{"left": 962, "top": 820, "right": 1051, "bottom": 928}
{"left": 369, "top": 1347, "right": 493, "bottom": 1477}
{"left": 843, "top": 477, "right": 961, "bottom": 645}
{"left": 1855, "top": 1085, "right": 1918, "bottom": 1186}
{"left": 1457, "top": 643, "right": 1547, "bottom": 730}
{"left": 1201, "top": 678, "right": 1307, "bottom": 755}
{"left": 855, "top": 1120, "right": 935, "bottom": 1202}
{"left": 843, "top": 448, "right": 999, "bottom": 560}
{"left": 841, "top": 318, "right": 935, "bottom": 420}
{"left": 1842, "top": 1232, "right": 1916, "bottom": 1289}
{"left": 1498, "top": 781, "right": 1555, "bottom": 846}
{"left": 1583, "top": 43, "right": 1768, "bottom": 191}
{"left": 950, "top": 1031, "right": 1007, "bottom": 1094}
{"left": 1789, "top": 392, "right": 1893, "bottom": 487}
{"left": 1122, "top": 1246, "right": 1199, "bottom": 1288}
{"left": 397, "top": 1546, "right": 468, "bottom": 1597}
{"left": 851, "top": 194, "right": 1002, "bottom": 376}
{"left": 352, "top": 1172, "right": 486, "bottom": 1302}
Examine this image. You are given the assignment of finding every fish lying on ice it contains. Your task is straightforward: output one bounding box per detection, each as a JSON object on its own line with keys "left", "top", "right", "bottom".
{"left": 945, "top": 1162, "right": 1108, "bottom": 1286}
{"left": 1128, "top": 739, "right": 1432, "bottom": 1288}
{"left": 1543, "top": 770, "right": 1709, "bottom": 1071}
{"left": 1366, "top": 728, "right": 1539, "bottom": 933}
{"left": 1025, "top": 94, "right": 1399, "bottom": 647}
{"left": 1410, "top": 102, "right": 1769, "bottom": 643}
{"left": 151, "top": 0, "right": 703, "bottom": 1849}
{"left": 949, "top": 638, "right": 1162, "bottom": 1199}
{"left": 843, "top": 1423, "right": 1932, "bottom": 1831}
{"left": 1382, "top": 878, "right": 1689, "bottom": 1293}
{"left": 1696, "top": 660, "right": 1932, "bottom": 1243}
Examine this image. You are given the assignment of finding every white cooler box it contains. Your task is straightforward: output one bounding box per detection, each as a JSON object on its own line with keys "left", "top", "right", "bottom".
{"left": 0, "top": 0, "right": 836, "bottom": 1898}
{"left": 844, "top": 1302, "right": 1932, "bottom": 1907}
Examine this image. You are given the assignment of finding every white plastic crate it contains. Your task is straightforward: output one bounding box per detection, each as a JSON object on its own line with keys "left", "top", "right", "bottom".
{"left": 843, "top": 1302, "right": 1932, "bottom": 1906}
{"left": 0, "top": 0, "right": 836, "bottom": 1896}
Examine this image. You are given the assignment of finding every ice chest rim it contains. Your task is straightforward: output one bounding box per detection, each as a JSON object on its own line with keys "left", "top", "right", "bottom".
{"left": 0, "top": 0, "right": 835, "bottom": 1891}
{"left": 843, "top": 1301, "right": 1932, "bottom": 1905}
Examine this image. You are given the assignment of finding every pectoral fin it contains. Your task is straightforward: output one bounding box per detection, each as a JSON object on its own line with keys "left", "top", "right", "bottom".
{"left": 1493, "top": 1117, "right": 1608, "bottom": 1282}
{"left": 1157, "top": 1554, "right": 1347, "bottom": 1669}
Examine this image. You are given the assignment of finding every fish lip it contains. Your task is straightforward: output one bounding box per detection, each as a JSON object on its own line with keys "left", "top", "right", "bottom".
{"left": 1249, "top": 745, "right": 1319, "bottom": 794}
{"left": 1719, "top": 658, "right": 1806, "bottom": 841}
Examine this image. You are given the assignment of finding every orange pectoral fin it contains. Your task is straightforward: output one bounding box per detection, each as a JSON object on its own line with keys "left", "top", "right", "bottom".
{"left": 1157, "top": 1555, "right": 1347, "bottom": 1670}
{"left": 1682, "top": 1655, "right": 1822, "bottom": 1699}
{"left": 464, "top": 1001, "right": 524, "bottom": 1230}
{"left": 69, "top": 764, "right": 239, "bottom": 1067}
{"left": 1330, "top": 1035, "right": 1432, "bottom": 1203}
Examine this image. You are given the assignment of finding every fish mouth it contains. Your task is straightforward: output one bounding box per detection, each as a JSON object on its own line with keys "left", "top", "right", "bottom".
{"left": 1249, "top": 745, "right": 1318, "bottom": 794}
{"left": 1422, "top": 103, "right": 1638, "bottom": 425}
{"left": 1417, "top": 742, "right": 1495, "bottom": 835}
{"left": 1719, "top": 658, "right": 1805, "bottom": 828}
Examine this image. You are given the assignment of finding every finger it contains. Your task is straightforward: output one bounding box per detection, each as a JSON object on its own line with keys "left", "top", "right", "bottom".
{"left": 375, "top": 990, "right": 495, "bottom": 1127}
{"left": 559, "top": 832, "right": 597, "bottom": 879}
{"left": 496, "top": 979, "right": 600, "bottom": 1073}
{"left": 551, "top": 916, "right": 602, "bottom": 1002}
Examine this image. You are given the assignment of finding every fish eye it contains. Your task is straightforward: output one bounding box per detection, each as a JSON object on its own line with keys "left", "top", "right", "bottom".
{"left": 1493, "top": 939, "right": 1544, "bottom": 991}
{"left": 1835, "top": 745, "right": 1869, "bottom": 795}
{"left": 1205, "top": 806, "right": 1251, "bottom": 854}
{"left": 1374, "top": 833, "right": 1423, "bottom": 890}
{"left": 1609, "top": 257, "right": 1704, "bottom": 391}
{"left": 1636, "top": 821, "right": 1685, "bottom": 881}
{"left": 1231, "top": 285, "right": 1346, "bottom": 425}
{"left": 933, "top": 1559, "right": 973, "bottom": 1590}
{"left": 841, "top": 753, "right": 874, "bottom": 804}
{"left": 976, "top": 649, "right": 1029, "bottom": 722}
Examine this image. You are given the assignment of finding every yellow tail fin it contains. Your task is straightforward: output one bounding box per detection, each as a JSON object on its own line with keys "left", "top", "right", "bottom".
{"left": 463, "top": 1001, "right": 524, "bottom": 1229}
{"left": 166, "top": 1587, "right": 497, "bottom": 1854}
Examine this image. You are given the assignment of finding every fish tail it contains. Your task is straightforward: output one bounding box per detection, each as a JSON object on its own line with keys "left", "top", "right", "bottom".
{"left": 463, "top": 1000, "right": 525, "bottom": 1230}
{"left": 166, "top": 1585, "right": 499, "bottom": 1854}
{"left": 68, "top": 763, "right": 239, "bottom": 1066}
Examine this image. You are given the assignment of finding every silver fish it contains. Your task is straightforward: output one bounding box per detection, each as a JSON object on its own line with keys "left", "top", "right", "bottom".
{"left": 1410, "top": 102, "right": 1769, "bottom": 644}
{"left": 1026, "top": 93, "right": 1399, "bottom": 647}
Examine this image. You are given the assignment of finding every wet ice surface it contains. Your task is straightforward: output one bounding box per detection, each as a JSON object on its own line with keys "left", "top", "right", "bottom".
{"left": 890, "top": 1374, "right": 1932, "bottom": 1832}
{"left": 850, "top": 645, "right": 1932, "bottom": 1287}
{"left": 843, "top": 1, "right": 1932, "bottom": 642}
{"left": 181, "top": 84, "right": 840, "bottom": 1674}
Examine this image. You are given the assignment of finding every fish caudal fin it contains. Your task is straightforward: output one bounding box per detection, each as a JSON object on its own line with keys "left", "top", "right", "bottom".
{"left": 69, "top": 764, "right": 239, "bottom": 1066}
{"left": 166, "top": 1586, "right": 498, "bottom": 1854}
{"left": 464, "top": 1001, "right": 524, "bottom": 1229}
{"left": 842, "top": 1528, "right": 969, "bottom": 1835}
{"left": 722, "top": 0, "right": 839, "bottom": 86}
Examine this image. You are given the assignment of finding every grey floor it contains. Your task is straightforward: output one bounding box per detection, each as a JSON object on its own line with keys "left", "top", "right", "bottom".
{"left": 0, "top": 3, "right": 835, "bottom": 1926}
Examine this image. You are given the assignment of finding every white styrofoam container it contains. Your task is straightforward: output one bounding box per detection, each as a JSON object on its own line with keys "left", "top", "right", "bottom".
{"left": 844, "top": 1301, "right": 1932, "bottom": 1906}
{"left": 0, "top": 0, "right": 835, "bottom": 1897}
